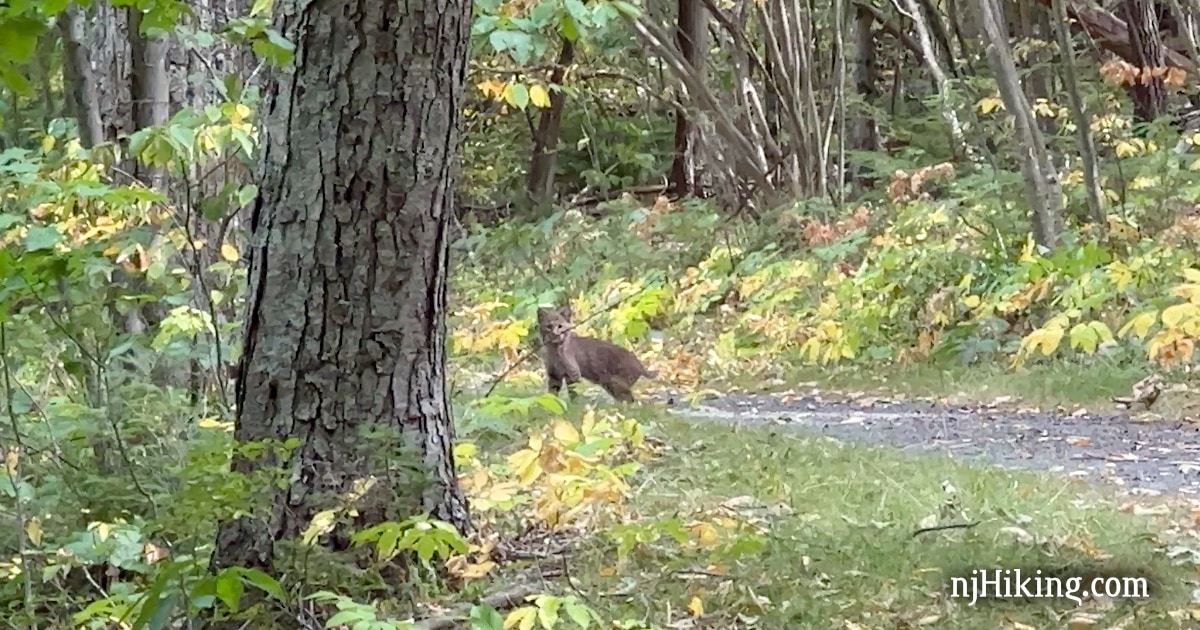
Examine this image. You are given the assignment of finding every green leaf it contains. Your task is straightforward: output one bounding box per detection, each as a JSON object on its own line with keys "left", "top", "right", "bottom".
{"left": 214, "top": 571, "right": 245, "bottom": 611}
{"left": 39, "top": 0, "right": 72, "bottom": 16}
{"left": 563, "top": 602, "right": 592, "bottom": 629}
{"left": 564, "top": 0, "right": 589, "bottom": 25}
{"left": 139, "top": 591, "right": 179, "bottom": 630}
{"left": 250, "top": 0, "right": 273, "bottom": 16}
{"left": 147, "top": 261, "right": 167, "bottom": 281}
{"left": 326, "top": 609, "right": 374, "bottom": 626}
{"left": 237, "top": 184, "right": 259, "bottom": 208}
{"left": 609, "top": 0, "right": 641, "bottom": 18}
{"left": 505, "top": 83, "right": 530, "bottom": 110}
{"left": 0, "top": 66, "right": 32, "bottom": 96}
{"left": 252, "top": 29, "right": 296, "bottom": 67}
{"left": 236, "top": 568, "right": 285, "bottom": 600}
{"left": 488, "top": 30, "right": 533, "bottom": 64}
{"left": 0, "top": 213, "right": 22, "bottom": 230}
{"left": 201, "top": 195, "right": 229, "bottom": 221}
{"left": 559, "top": 14, "right": 580, "bottom": 41}
{"left": 0, "top": 18, "right": 43, "bottom": 63}
{"left": 23, "top": 225, "right": 61, "bottom": 251}
{"left": 469, "top": 604, "right": 505, "bottom": 630}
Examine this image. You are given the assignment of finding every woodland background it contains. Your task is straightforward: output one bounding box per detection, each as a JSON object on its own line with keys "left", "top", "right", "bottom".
{"left": 3, "top": 0, "right": 1200, "bottom": 627}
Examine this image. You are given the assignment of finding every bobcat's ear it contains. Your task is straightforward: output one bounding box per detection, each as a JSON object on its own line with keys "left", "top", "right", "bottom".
{"left": 558, "top": 305, "right": 573, "bottom": 320}
{"left": 537, "top": 306, "right": 553, "bottom": 322}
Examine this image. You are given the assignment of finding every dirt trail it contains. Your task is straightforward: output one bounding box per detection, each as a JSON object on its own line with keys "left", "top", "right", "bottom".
{"left": 663, "top": 391, "right": 1200, "bottom": 496}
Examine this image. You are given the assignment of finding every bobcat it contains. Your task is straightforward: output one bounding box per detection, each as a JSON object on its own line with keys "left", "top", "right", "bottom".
{"left": 536, "top": 305, "right": 657, "bottom": 402}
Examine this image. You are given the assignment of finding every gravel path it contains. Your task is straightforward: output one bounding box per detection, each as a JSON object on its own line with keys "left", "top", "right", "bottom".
{"left": 664, "top": 391, "right": 1200, "bottom": 496}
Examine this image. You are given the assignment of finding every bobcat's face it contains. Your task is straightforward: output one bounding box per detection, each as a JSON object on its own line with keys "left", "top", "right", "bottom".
{"left": 537, "top": 306, "right": 574, "bottom": 344}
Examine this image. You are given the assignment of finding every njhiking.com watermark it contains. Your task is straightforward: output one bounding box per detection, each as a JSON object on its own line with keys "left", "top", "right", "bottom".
{"left": 949, "top": 569, "right": 1151, "bottom": 606}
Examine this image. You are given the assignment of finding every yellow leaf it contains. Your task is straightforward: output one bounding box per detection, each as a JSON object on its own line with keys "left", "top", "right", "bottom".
{"left": 25, "top": 518, "right": 42, "bottom": 546}
{"left": 453, "top": 442, "right": 478, "bottom": 466}
{"left": 1172, "top": 283, "right": 1200, "bottom": 304}
{"left": 507, "top": 448, "right": 543, "bottom": 486}
{"left": 977, "top": 96, "right": 1004, "bottom": 114}
{"left": 220, "top": 243, "right": 240, "bottom": 262}
{"left": 40, "top": 135, "right": 55, "bottom": 152}
{"left": 1069, "top": 323, "right": 1100, "bottom": 354}
{"left": 198, "top": 417, "right": 233, "bottom": 431}
{"left": 552, "top": 419, "right": 580, "bottom": 446}
{"left": 598, "top": 566, "right": 617, "bottom": 577}
{"left": 690, "top": 522, "right": 720, "bottom": 546}
{"left": 1119, "top": 311, "right": 1157, "bottom": 339}
{"left": 1090, "top": 321, "right": 1115, "bottom": 344}
{"left": 529, "top": 84, "right": 552, "bottom": 108}
{"left": 1021, "top": 325, "right": 1064, "bottom": 357}
{"left": 1161, "top": 303, "right": 1199, "bottom": 329}
{"left": 800, "top": 338, "right": 821, "bottom": 364}
{"left": 1129, "top": 175, "right": 1158, "bottom": 190}
{"left": 1184, "top": 268, "right": 1200, "bottom": 284}
{"left": 301, "top": 509, "right": 339, "bottom": 545}
{"left": 1115, "top": 140, "right": 1139, "bottom": 158}
{"left": 94, "top": 522, "right": 113, "bottom": 541}
{"left": 688, "top": 596, "right": 704, "bottom": 617}
{"left": 476, "top": 79, "right": 505, "bottom": 98}
{"left": 4, "top": 450, "right": 19, "bottom": 475}
{"left": 504, "top": 607, "right": 536, "bottom": 630}
{"left": 232, "top": 104, "right": 252, "bottom": 125}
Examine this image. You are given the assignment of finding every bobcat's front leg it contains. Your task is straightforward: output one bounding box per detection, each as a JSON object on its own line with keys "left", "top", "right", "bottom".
{"left": 563, "top": 359, "right": 583, "bottom": 401}
{"left": 546, "top": 371, "right": 565, "bottom": 395}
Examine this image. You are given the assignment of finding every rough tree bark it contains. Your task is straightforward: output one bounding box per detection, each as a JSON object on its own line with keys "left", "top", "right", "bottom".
{"left": 669, "top": 0, "right": 707, "bottom": 195}
{"left": 1122, "top": 0, "right": 1167, "bottom": 124}
{"left": 211, "top": 0, "right": 474, "bottom": 573}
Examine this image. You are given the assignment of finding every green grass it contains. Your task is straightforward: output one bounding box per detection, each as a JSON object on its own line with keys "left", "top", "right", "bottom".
{"left": 562, "top": 412, "right": 1196, "bottom": 629}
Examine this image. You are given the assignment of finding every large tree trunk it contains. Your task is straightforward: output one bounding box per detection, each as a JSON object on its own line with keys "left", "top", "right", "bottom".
{"left": 212, "top": 0, "right": 473, "bottom": 573}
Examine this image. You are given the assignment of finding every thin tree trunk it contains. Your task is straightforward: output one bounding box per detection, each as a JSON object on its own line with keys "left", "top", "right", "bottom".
{"left": 899, "top": 0, "right": 972, "bottom": 159}
{"left": 527, "top": 39, "right": 574, "bottom": 201}
{"left": 851, "top": 6, "right": 879, "bottom": 153}
{"left": 978, "top": 0, "right": 1062, "bottom": 248}
{"left": 128, "top": 9, "right": 170, "bottom": 188}
{"left": 59, "top": 4, "right": 106, "bottom": 148}
{"left": 1052, "top": 0, "right": 1106, "bottom": 226}
{"left": 669, "top": 0, "right": 707, "bottom": 195}
{"left": 212, "top": 0, "right": 473, "bottom": 574}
